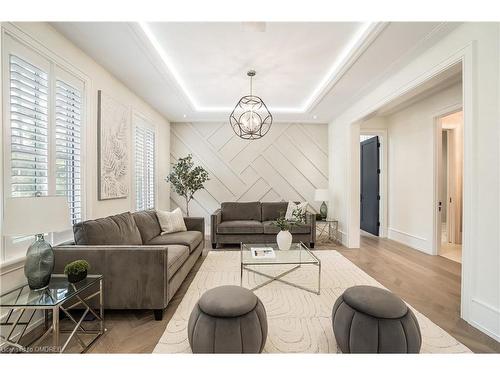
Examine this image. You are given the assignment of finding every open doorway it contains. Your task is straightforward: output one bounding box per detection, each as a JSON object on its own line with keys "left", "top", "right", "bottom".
{"left": 436, "top": 110, "right": 463, "bottom": 263}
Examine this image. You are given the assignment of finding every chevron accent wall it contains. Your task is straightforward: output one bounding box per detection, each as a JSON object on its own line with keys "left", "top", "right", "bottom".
{"left": 170, "top": 122, "right": 329, "bottom": 229}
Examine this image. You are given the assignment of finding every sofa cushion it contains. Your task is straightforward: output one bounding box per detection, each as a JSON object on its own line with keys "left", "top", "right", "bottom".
{"left": 262, "top": 221, "right": 311, "bottom": 234}
{"left": 132, "top": 210, "right": 162, "bottom": 244}
{"left": 261, "top": 202, "right": 288, "bottom": 221}
{"left": 167, "top": 245, "right": 190, "bottom": 279}
{"left": 156, "top": 208, "right": 187, "bottom": 234}
{"left": 74, "top": 212, "right": 142, "bottom": 245}
{"left": 221, "top": 202, "right": 261, "bottom": 222}
{"left": 147, "top": 231, "right": 203, "bottom": 252}
{"left": 217, "top": 220, "right": 264, "bottom": 234}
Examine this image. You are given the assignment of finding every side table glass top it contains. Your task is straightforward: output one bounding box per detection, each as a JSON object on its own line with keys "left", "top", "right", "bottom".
{"left": 0, "top": 274, "right": 102, "bottom": 307}
{"left": 241, "top": 242, "right": 319, "bottom": 265}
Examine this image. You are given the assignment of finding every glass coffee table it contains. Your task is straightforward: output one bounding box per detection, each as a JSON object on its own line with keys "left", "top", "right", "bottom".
{"left": 240, "top": 242, "right": 321, "bottom": 295}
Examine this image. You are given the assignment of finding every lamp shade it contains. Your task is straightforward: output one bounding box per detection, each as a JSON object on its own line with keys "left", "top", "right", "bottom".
{"left": 314, "top": 189, "right": 329, "bottom": 202}
{"left": 3, "top": 196, "right": 71, "bottom": 236}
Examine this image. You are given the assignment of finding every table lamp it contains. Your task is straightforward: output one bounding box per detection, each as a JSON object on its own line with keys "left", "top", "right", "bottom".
{"left": 314, "top": 189, "right": 329, "bottom": 220}
{"left": 3, "top": 196, "right": 71, "bottom": 290}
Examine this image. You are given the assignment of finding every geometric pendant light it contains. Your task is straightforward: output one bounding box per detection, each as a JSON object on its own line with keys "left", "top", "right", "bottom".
{"left": 229, "top": 70, "right": 273, "bottom": 140}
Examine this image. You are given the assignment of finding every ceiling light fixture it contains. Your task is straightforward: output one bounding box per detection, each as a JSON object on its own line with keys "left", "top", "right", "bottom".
{"left": 230, "top": 70, "right": 272, "bottom": 140}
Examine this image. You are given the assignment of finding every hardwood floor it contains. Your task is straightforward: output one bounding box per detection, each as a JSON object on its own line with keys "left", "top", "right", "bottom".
{"left": 84, "top": 236, "right": 499, "bottom": 354}
{"left": 337, "top": 234, "right": 500, "bottom": 353}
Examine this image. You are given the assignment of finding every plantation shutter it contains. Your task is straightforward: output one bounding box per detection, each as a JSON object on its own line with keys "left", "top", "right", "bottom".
{"left": 135, "top": 124, "right": 155, "bottom": 210}
{"left": 9, "top": 55, "right": 49, "bottom": 198}
{"left": 55, "top": 79, "right": 82, "bottom": 224}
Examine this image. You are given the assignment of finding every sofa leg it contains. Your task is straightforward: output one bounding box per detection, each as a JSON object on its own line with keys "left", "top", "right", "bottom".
{"left": 212, "top": 243, "right": 217, "bottom": 249}
{"left": 310, "top": 242, "right": 315, "bottom": 249}
{"left": 153, "top": 309, "right": 164, "bottom": 321}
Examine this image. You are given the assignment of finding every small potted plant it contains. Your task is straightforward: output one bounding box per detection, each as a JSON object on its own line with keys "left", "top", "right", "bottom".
{"left": 64, "top": 260, "right": 90, "bottom": 283}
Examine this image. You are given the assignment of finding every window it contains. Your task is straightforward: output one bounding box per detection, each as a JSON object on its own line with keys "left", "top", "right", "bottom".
{"left": 134, "top": 120, "right": 155, "bottom": 211}
{"left": 55, "top": 79, "right": 82, "bottom": 224}
{"left": 9, "top": 55, "right": 49, "bottom": 198}
{"left": 2, "top": 35, "right": 86, "bottom": 262}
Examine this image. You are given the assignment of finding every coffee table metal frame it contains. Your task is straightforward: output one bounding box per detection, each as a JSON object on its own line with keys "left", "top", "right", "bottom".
{"left": 240, "top": 242, "right": 321, "bottom": 295}
{"left": 0, "top": 274, "right": 104, "bottom": 353}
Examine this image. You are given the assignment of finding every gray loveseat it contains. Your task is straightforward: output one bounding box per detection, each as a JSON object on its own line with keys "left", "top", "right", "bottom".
{"left": 53, "top": 210, "right": 204, "bottom": 320}
{"left": 211, "top": 201, "right": 316, "bottom": 249}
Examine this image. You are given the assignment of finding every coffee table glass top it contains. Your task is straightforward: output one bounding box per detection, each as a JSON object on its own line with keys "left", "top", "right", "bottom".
{"left": 241, "top": 242, "right": 319, "bottom": 265}
{"left": 0, "top": 274, "right": 102, "bottom": 307}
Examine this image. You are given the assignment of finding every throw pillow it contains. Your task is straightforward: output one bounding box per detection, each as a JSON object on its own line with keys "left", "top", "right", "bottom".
{"left": 156, "top": 208, "right": 187, "bottom": 234}
{"left": 285, "top": 201, "right": 308, "bottom": 222}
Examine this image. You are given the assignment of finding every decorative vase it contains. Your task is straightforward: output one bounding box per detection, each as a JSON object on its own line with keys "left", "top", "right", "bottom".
{"left": 277, "top": 230, "right": 292, "bottom": 250}
{"left": 24, "top": 234, "right": 54, "bottom": 290}
{"left": 67, "top": 270, "right": 87, "bottom": 284}
{"left": 320, "top": 201, "right": 328, "bottom": 220}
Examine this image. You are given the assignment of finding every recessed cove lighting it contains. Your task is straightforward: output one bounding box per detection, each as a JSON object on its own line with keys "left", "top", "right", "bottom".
{"left": 139, "top": 22, "right": 380, "bottom": 114}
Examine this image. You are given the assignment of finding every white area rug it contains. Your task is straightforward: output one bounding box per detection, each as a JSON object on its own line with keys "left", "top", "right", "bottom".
{"left": 154, "top": 250, "right": 470, "bottom": 353}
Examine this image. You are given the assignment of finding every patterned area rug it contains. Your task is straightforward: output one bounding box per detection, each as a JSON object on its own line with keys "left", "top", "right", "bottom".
{"left": 154, "top": 250, "right": 470, "bottom": 353}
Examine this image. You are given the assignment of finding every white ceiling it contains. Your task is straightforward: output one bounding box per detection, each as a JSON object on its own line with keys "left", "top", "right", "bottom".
{"left": 144, "top": 22, "right": 363, "bottom": 109}
{"left": 51, "top": 22, "right": 459, "bottom": 123}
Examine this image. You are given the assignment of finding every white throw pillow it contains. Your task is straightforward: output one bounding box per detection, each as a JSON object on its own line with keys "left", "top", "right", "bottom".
{"left": 285, "top": 201, "right": 308, "bottom": 221}
{"left": 156, "top": 208, "right": 187, "bottom": 234}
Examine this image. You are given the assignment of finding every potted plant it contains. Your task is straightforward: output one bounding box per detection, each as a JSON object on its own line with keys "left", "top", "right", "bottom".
{"left": 64, "top": 260, "right": 90, "bottom": 283}
{"left": 166, "top": 154, "right": 209, "bottom": 217}
{"left": 273, "top": 216, "right": 296, "bottom": 250}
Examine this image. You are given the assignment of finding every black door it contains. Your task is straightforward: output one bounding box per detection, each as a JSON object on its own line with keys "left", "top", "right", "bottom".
{"left": 360, "top": 136, "right": 380, "bottom": 236}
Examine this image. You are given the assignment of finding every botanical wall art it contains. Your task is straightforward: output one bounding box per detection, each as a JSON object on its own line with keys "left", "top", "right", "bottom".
{"left": 97, "top": 90, "right": 130, "bottom": 200}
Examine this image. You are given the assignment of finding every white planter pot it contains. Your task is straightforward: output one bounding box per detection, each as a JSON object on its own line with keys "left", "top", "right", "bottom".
{"left": 277, "top": 230, "right": 292, "bottom": 250}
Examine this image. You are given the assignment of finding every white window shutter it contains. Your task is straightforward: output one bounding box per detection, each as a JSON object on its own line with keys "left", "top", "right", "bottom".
{"left": 135, "top": 124, "right": 155, "bottom": 211}
{"left": 9, "top": 55, "right": 49, "bottom": 198}
{"left": 55, "top": 79, "right": 82, "bottom": 224}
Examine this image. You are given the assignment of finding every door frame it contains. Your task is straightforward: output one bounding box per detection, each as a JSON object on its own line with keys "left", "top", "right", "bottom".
{"left": 360, "top": 129, "right": 388, "bottom": 238}
{"left": 346, "top": 43, "right": 475, "bottom": 322}
{"left": 432, "top": 105, "right": 463, "bottom": 256}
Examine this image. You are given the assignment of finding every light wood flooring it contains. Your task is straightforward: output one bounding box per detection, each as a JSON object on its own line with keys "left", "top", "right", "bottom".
{"left": 55, "top": 235, "right": 500, "bottom": 353}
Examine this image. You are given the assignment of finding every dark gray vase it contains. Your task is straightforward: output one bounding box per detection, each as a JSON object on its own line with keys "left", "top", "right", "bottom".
{"left": 320, "top": 201, "right": 328, "bottom": 220}
{"left": 24, "top": 234, "right": 54, "bottom": 290}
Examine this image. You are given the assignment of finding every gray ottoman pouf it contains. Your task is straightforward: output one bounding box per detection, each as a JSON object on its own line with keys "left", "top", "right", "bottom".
{"left": 188, "top": 285, "right": 267, "bottom": 353}
{"left": 332, "top": 285, "right": 421, "bottom": 353}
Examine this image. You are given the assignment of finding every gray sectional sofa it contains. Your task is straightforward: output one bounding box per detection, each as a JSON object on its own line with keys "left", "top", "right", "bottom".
{"left": 211, "top": 201, "right": 316, "bottom": 249}
{"left": 53, "top": 210, "right": 204, "bottom": 320}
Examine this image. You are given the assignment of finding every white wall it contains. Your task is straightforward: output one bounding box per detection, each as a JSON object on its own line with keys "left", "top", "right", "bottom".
{"left": 385, "top": 83, "right": 462, "bottom": 253}
{"left": 329, "top": 22, "right": 500, "bottom": 341}
{"left": 170, "top": 122, "right": 328, "bottom": 230}
{"left": 0, "top": 22, "right": 170, "bottom": 293}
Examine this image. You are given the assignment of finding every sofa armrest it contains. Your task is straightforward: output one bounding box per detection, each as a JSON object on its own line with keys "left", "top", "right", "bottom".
{"left": 53, "top": 245, "right": 169, "bottom": 309}
{"left": 306, "top": 212, "right": 316, "bottom": 243}
{"left": 184, "top": 217, "right": 205, "bottom": 238}
{"left": 211, "top": 209, "right": 222, "bottom": 246}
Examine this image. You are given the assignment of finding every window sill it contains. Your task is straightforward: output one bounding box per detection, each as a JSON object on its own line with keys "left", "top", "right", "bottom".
{"left": 0, "top": 255, "right": 26, "bottom": 276}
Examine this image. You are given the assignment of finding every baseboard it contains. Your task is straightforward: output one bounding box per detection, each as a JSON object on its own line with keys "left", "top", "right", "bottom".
{"left": 387, "top": 227, "right": 432, "bottom": 254}
{"left": 469, "top": 298, "right": 500, "bottom": 342}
